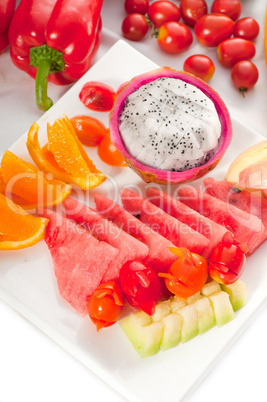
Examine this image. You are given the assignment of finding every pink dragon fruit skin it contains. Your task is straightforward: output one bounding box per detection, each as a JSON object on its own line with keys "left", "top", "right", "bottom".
{"left": 109, "top": 67, "right": 232, "bottom": 185}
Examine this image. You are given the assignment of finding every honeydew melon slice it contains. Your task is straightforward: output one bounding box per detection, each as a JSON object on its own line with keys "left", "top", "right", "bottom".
{"left": 221, "top": 281, "right": 247, "bottom": 312}
{"left": 119, "top": 310, "right": 164, "bottom": 358}
{"left": 152, "top": 300, "right": 172, "bottom": 322}
{"left": 160, "top": 313, "right": 183, "bottom": 351}
{"left": 179, "top": 303, "right": 199, "bottom": 343}
{"left": 208, "top": 292, "right": 235, "bottom": 327}
{"left": 195, "top": 297, "right": 216, "bottom": 334}
{"left": 201, "top": 281, "right": 221, "bottom": 297}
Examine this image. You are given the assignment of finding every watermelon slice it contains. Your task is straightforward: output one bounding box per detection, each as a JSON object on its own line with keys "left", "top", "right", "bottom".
{"left": 94, "top": 193, "right": 177, "bottom": 273}
{"left": 63, "top": 197, "right": 149, "bottom": 282}
{"left": 146, "top": 187, "right": 230, "bottom": 259}
{"left": 177, "top": 184, "right": 265, "bottom": 255}
{"left": 43, "top": 209, "right": 119, "bottom": 316}
{"left": 120, "top": 188, "right": 209, "bottom": 255}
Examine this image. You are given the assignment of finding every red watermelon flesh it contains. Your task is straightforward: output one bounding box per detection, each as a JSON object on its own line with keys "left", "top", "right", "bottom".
{"left": 177, "top": 184, "right": 265, "bottom": 255}
{"left": 94, "top": 193, "right": 177, "bottom": 273}
{"left": 63, "top": 197, "right": 149, "bottom": 282}
{"left": 43, "top": 209, "right": 119, "bottom": 316}
{"left": 120, "top": 188, "right": 209, "bottom": 255}
{"left": 146, "top": 187, "right": 230, "bottom": 259}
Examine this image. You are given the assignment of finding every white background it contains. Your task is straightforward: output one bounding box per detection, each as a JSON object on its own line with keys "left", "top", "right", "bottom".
{"left": 0, "top": 0, "right": 267, "bottom": 401}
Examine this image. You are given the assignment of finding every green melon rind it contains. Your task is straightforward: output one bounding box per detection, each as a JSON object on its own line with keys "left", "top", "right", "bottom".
{"left": 119, "top": 280, "right": 247, "bottom": 358}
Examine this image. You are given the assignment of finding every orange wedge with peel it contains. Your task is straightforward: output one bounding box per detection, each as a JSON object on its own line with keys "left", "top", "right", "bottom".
{"left": 26, "top": 115, "right": 106, "bottom": 190}
{"left": 0, "top": 193, "right": 48, "bottom": 250}
{"left": 0, "top": 150, "right": 71, "bottom": 210}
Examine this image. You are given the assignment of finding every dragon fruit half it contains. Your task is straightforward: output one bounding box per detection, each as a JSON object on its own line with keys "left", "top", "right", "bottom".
{"left": 110, "top": 67, "right": 232, "bottom": 184}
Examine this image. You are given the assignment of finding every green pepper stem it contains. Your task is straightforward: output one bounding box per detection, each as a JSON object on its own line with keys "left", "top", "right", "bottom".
{"left": 35, "top": 58, "right": 53, "bottom": 111}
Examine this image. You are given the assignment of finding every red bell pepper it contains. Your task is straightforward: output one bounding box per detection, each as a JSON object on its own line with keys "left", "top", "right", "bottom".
{"left": 0, "top": 0, "right": 16, "bottom": 54}
{"left": 8, "top": 0, "right": 103, "bottom": 111}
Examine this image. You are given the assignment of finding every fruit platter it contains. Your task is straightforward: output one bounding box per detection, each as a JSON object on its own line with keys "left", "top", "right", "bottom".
{"left": 1, "top": 38, "right": 267, "bottom": 402}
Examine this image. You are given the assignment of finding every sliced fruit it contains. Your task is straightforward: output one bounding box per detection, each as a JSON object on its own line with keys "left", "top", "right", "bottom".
{"left": 221, "top": 280, "right": 247, "bottom": 311}
{"left": 119, "top": 310, "right": 164, "bottom": 358}
{"left": 0, "top": 194, "right": 48, "bottom": 250}
{"left": 225, "top": 140, "right": 267, "bottom": 185}
{"left": 0, "top": 150, "right": 71, "bottom": 209}
{"left": 120, "top": 280, "right": 247, "bottom": 357}
{"left": 208, "top": 291, "right": 235, "bottom": 326}
{"left": 120, "top": 188, "right": 209, "bottom": 255}
{"left": 26, "top": 116, "right": 106, "bottom": 190}
{"left": 178, "top": 184, "right": 265, "bottom": 255}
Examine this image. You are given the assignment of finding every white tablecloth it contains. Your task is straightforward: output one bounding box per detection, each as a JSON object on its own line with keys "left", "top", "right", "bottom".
{"left": 0, "top": 0, "right": 267, "bottom": 401}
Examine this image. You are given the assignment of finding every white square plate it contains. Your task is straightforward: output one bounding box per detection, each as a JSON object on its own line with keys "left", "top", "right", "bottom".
{"left": 0, "top": 40, "right": 266, "bottom": 402}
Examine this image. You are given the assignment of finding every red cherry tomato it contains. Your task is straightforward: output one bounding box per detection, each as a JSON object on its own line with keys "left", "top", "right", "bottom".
{"left": 70, "top": 115, "right": 107, "bottom": 146}
{"left": 79, "top": 81, "right": 116, "bottom": 112}
{"left": 157, "top": 21, "right": 193, "bottom": 54}
{"left": 217, "top": 38, "right": 256, "bottom": 68}
{"left": 194, "top": 13, "right": 235, "bottom": 47}
{"left": 183, "top": 54, "right": 215, "bottom": 82}
{"left": 148, "top": 1, "right": 181, "bottom": 28}
{"left": 234, "top": 17, "right": 260, "bottom": 41}
{"left": 159, "top": 247, "right": 208, "bottom": 299}
{"left": 211, "top": 0, "right": 242, "bottom": 21}
{"left": 98, "top": 129, "right": 127, "bottom": 167}
{"left": 121, "top": 13, "right": 149, "bottom": 41}
{"left": 119, "top": 260, "right": 162, "bottom": 316}
{"left": 87, "top": 281, "right": 125, "bottom": 331}
{"left": 180, "top": 0, "right": 208, "bottom": 27}
{"left": 209, "top": 232, "right": 248, "bottom": 284}
{"left": 124, "top": 0, "right": 149, "bottom": 15}
{"left": 231, "top": 60, "right": 259, "bottom": 96}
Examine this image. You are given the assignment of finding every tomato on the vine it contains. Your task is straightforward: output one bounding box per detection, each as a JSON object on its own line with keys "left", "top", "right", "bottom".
{"left": 180, "top": 0, "right": 208, "bottom": 27}
{"left": 231, "top": 60, "right": 259, "bottom": 96}
{"left": 194, "top": 13, "right": 235, "bottom": 47}
{"left": 234, "top": 17, "right": 260, "bottom": 41}
{"left": 119, "top": 260, "right": 162, "bottom": 315}
{"left": 87, "top": 281, "right": 125, "bottom": 331}
{"left": 209, "top": 232, "right": 248, "bottom": 284}
{"left": 159, "top": 247, "right": 208, "bottom": 299}
{"left": 121, "top": 13, "right": 149, "bottom": 41}
{"left": 217, "top": 38, "right": 256, "bottom": 68}
{"left": 79, "top": 81, "right": 116, "bottom": 112}
{"left": 124, "top": 0, "right": 149, "bottom": 15}
{"left": 147, "top": 0, "right": 181, "bottom": 28}
{"left": 157, "top": 21, "right": 193, "bottom": 54}
{"left": 211, "top": 0, "right": 242, "bottom": 21}
{"left": 183, "top": 54, "right": 215, "bottom": 82}
{"left": 70, "top": 115, "right": 107, "bottom": 146}
{"left": 98, "top": 130, "right": 127, "bottom": 167}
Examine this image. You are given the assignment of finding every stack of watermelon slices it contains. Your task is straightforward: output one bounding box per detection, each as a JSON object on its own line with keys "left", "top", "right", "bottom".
{"left": 42, "top": 178, "right": 267, "bottom": 317}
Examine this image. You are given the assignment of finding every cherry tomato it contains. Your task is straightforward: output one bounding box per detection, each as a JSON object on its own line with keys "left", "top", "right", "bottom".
{"left": 147, "top": 1, "right": 181, "bottom": 28}
{"left": 98, "top": 130, "right": 127, "bottom": 167}
{"left": 234, "top": 17, "right": 260, "bottom": 41}
{"left": 157, "top": 21, "right": 193, "bottom": 54}
{"left": 194, "top": 13, "right": 235, "bottom": 47}
{"left": 79, "top": 81, "right": 116, "bottom": 112}
{"left": 209, "top": 232, "right": 248, "bottom": 284}
{"left": 70, "top": 115, "right": 107, "bottom": 146}
{"left": 183, "top": 54, "right": 215, "bottom": 82}
{"left": 159, "top": 247, "right": 208, "bottom": 299}
{"left": 124, "top": 0, "right": 149, "bottom": 15}
{"left": 119, "top": 260, "right": 162, "bottom": 315}
{"left": 87, "top": 281, "right": 125, "bottom": 331}
{"left": 121, "top": 13, "right": 149, "bottom": 41}
{"left": 217, "top": 38, "right": 256, "bottom": 68}
{"left": 211, "top": 0, "right": 242, "bottom": 21}
{"left": 231, "top": 60, "right": 259, "bottom": 96}
{"left": 180, "top": 0, "right": 208, "bottom": 27}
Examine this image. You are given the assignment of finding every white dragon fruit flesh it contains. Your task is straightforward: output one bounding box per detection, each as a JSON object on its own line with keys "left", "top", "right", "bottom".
{"left": 110, "top": 67, "right": 232, "bottom": 185}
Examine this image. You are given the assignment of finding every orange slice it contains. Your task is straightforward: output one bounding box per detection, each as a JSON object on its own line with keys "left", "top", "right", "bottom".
{"left": 27, "top": 116, "right": 106, "bottom": 190}
{"left": 0, "top": 150, "right": 71, "bottom": 210}
{"left": 0, "top": 193, "right": 48, "bottom": 250}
